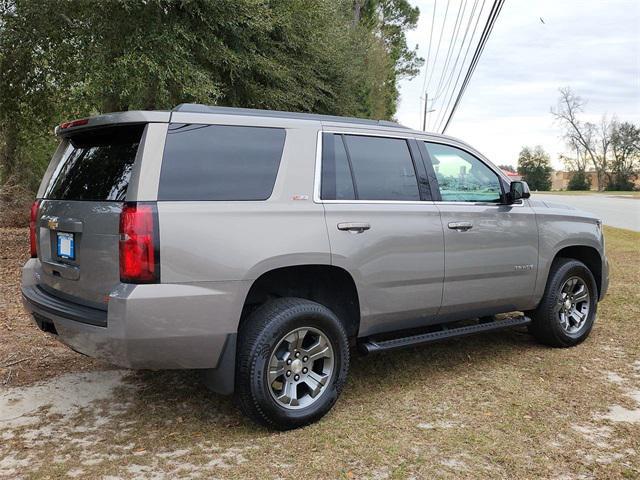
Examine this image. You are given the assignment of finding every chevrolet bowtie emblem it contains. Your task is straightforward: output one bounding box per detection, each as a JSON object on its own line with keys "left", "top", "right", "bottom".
{"left": 48, "top": 219, "right": 58, "bottom": 230}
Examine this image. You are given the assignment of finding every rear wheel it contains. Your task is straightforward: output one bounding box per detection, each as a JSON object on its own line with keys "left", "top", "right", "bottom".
{"left": 235, "top": 298, "right": 349, "bottom": 430}
{"left": 528, "top": 258, "right": 597, "bottom": 347}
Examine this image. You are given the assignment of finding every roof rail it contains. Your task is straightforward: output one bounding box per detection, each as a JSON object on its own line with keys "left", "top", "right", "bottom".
{"left": 172, "top": 103, "right": 408, "bottom": 129}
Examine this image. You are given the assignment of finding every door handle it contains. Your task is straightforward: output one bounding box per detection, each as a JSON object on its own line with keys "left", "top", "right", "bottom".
{"left": 448, "top": 221, "right": 473, "bottom": 231}
{"left": 337, "top": 222, "right": 371, "bottom": 233}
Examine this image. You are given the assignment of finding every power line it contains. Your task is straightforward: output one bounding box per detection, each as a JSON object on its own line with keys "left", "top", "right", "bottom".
{"left": 424, "top": 0, "right": 451, "bottom": 94}
{"left": 429, "top": 0, "right": 485, "bottom": 131}
{"left": 430, "top": 0, "right": 469, "bottom": 102}
{"left": 440, "top": 0, "right": 506, "bottom": 133}
{"left": 428, "top": 0, "right": 483, "bottom": 131}
{"left": 439, "top": 0, "right": 505, "bottom": 132}
{"left": 420, "top": 0, "right": 438, "bottom": 129}
{"left": 423, "top": 0, "right": 454, "bottom": 131}
{"left": 432, "top": 0, "right": 481, "bottom": 101}
{"left": 421, "top": 0, "right": 437, "bottom": 93}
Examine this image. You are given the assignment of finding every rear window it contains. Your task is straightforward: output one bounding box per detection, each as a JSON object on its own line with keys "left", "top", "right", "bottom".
{"left": 44, "top": 125, "right": 144, "bottom": 201}
{"left": 158, "top": 124, "right": 286, "bottom": 201}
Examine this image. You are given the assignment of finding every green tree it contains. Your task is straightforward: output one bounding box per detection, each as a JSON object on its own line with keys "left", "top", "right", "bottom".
{"left": 352, "top": 0, "right": 423, "bottom": 119}
{"left": 517, "top": 146, "right": 553, "bottom": 191}
{"left": 608, "top": 120, "right": 640, "bottom": 191}
{"left": 567, "top": 171, "right": 591, "bottom": 191}
{"left": 560, "top": 136, "right": 592, "bottom": 190}
{"left": 0, "top": 0, "right": 422, "bottom": 190}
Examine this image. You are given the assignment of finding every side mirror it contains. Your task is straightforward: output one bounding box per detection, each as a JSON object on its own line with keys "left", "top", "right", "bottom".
{"left": 507, "top": 181, "right": 531, "bottom": 204}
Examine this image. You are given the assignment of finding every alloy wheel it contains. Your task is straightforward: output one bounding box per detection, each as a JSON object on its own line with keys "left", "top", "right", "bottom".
{"left": 556, "top": 276, "right": 590, "bottom": 334}
{"left": 267, "top": 327, "right": 335, "bottom": 410}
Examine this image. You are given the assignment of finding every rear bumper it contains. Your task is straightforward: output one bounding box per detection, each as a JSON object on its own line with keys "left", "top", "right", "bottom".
{"left": 22, "top": 284, "right": 107, "bottom": 327}
{"left": 21, "top": 259, "right": 249, "bottom": 392}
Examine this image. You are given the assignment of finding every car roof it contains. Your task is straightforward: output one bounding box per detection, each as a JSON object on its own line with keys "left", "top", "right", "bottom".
{"left": 171, "top": 103, "right": 408, "bottom": 129}
{"left": 54, "top": 104, "right": 462, "bottom": 145}
{"left": 169, "top": 104, "right": 468, "bottom": 144}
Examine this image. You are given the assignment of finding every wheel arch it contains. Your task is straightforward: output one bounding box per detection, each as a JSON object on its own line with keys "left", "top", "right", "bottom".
{"left": 240, "top": 264, "right": 361, "bottom": 340}
{"left": 552, "top": 245, "right": 603, "bottom": 297}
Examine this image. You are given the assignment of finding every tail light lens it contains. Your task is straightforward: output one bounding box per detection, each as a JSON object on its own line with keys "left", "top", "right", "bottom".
{"left": 59, "top": 118, "right": 89, "bottom": 129}
{"left": 29, "top": 200, "right": 41, "bottom": 258}
{"left": 119, "top": 203, "right": 160, "bottom": 283}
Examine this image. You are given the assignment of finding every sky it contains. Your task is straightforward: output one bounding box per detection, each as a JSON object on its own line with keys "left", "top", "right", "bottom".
{"left": 396, "top": 0, "right": 640, "bottom": 169}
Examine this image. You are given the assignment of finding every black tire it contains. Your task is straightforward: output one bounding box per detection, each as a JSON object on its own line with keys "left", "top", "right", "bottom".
{"left": 235, "top": 297, "right": 349, "bottom": 430}
{"left": 528, "top": 258, "right": 598, "bottom": 347}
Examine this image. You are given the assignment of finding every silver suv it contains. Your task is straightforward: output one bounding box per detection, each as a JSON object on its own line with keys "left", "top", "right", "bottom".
{"left": 22, "top": 105, "right": 609, "bottom": 429}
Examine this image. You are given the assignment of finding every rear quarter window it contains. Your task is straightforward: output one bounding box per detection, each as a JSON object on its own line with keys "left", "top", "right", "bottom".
{"left": 44, "top": 125, "right": 144, "bottom": 201}
{"left": 158, "top": 124, "right": 286, "bottom": 201}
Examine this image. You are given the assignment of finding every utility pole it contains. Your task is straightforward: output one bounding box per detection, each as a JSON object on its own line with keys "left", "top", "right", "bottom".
{"left": 422, "top": 92, "right": 435, "bottom": 131}
{"left": 422, "top": 93, "right": 428, "bottom": 131}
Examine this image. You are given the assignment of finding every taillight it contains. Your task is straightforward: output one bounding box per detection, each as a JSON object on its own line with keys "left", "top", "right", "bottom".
{"left": 119, "top": 203, "right": 160, "bottom": 283}
{"left": 29, "top": 200, "right": 41, "bottom": 258}
{"left": 59, "top": 118, "right": 89, "bottom": 129}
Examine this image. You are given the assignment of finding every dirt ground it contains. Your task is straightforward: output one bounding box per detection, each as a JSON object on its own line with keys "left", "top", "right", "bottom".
{"left": 1, "top": 226, "right": 639, "bottom": 479}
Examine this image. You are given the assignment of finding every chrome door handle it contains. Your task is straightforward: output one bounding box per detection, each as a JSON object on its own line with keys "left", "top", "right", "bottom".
{"left": 448, "top": 221, "right": 473, "bottom": 231}
{"left": 337, "top": 222, "right": 371, "bottom": 233}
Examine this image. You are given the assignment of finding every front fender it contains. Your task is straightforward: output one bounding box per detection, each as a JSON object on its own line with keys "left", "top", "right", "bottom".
{"left": 532, "top": 203, "right": 604, "bottom": 303}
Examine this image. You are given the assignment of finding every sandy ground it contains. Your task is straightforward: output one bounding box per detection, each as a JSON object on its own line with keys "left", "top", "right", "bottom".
{"left": 1, "top": 226, "right": 639, "bottom": 479}
{"left": 0, "top": 228, "right": 108, "bottom": 387}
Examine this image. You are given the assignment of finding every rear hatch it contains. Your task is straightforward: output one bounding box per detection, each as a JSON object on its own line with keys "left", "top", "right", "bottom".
{"left": 36, "top": 124, "right": 145, "bottom": 309}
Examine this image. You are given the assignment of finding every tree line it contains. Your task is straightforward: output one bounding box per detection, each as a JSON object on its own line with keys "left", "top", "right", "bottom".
{"left": 0, "top": 0, "right": 423, "bottom": 192}
{"left": 516, "top": 88, "right": 639, "bottom": 191}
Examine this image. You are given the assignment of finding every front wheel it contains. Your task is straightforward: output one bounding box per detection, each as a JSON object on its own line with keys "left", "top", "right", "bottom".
{"left": 528, "top": 258, "right": 598, "bottom": 347}
{"left": 235, "top": 298, "right": 349, "bottom": 430}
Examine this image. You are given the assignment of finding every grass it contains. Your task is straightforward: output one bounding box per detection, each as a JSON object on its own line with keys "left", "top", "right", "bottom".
{"left": 1, "top": 227, "right": 639, "bottom": 479}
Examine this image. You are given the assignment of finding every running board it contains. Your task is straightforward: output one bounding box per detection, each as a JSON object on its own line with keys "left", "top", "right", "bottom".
{"left": 359, "top": 316, "right": 531, "bottom": 354}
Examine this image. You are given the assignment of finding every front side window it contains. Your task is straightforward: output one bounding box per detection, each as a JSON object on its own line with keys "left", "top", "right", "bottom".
{"left": 159, "top": 124, "right": 285, "bottom": 201}
{"left": 424, "top": 142, "right": 502, "bottom": 202}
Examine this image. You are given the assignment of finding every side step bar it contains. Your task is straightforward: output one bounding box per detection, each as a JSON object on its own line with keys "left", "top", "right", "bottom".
{"left": 359, "top": 316, "right": 531, "bottom": 354}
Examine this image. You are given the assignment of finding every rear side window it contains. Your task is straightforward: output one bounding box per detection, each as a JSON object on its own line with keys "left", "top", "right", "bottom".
{"left": 159, "top": 124, "right": 286, "bottom": 201}
{"left": 346, "top": 135, "right": 420, "bottom": 201}
{"left": 321, "top": 133, "right": 420, "bottom": 201}
{"left": 321, "top": 134, "right": 356, "bottom": 200}
{"left": 44, "top": 125, "right": 144, "bottom": 201}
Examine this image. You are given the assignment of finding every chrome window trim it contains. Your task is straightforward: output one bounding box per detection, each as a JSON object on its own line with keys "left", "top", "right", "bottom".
{"left": 313, "top": 129, "right": 429, "bottom": 205}
{"left": 313, "top": 129, "right": 523, "bottom": 207}
{"left": 313, "top": 129, "right": 323, "bottom": 203}
{"left": 321, "top": 200, "right": 437, "bottom": 205}
{"left": 435, "top": 200, "right": 525, "bottom": 208}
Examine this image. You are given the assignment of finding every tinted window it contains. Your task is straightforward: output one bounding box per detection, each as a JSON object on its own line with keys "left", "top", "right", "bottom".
{"left": 321, "top": 134, "right": 355, "bottom": 200}
{"left": 425, "top": 142, "right": 502, "bottom": 202}
{"left": 159, "top": 124, "right": 285, "bottom": 201}
{"left": 343, "top": 135, "right": 419, "bottom": 201}
{"left": 44, "top": 125, "right": 144, "bottom": 201}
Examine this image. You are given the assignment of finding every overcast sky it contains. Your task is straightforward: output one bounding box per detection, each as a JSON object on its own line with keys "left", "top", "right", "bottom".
{"left": 396, "top": 0, "right": 640, "bottom": 168}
